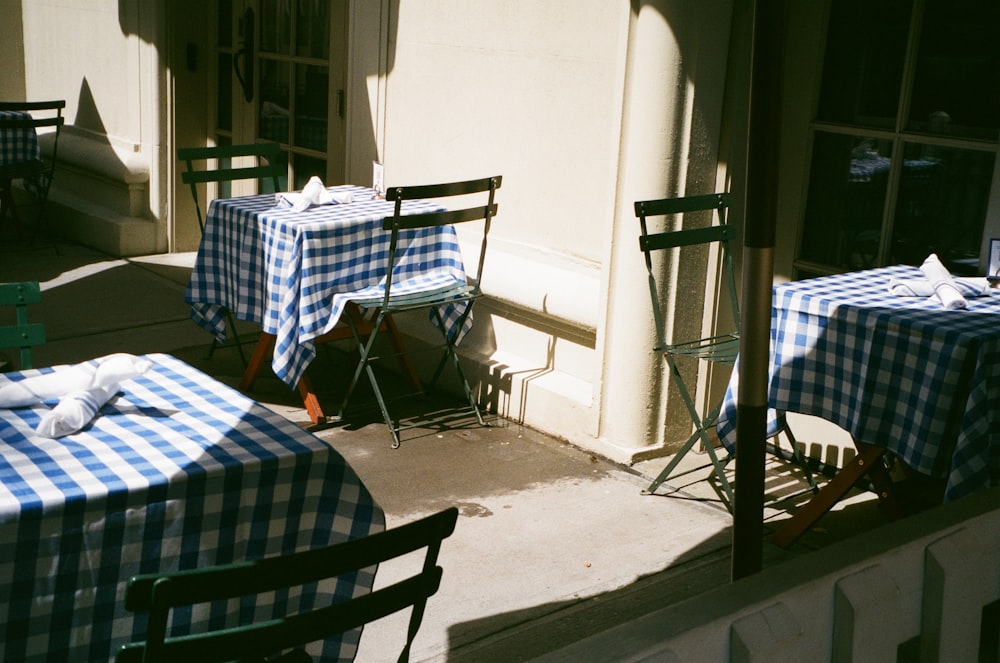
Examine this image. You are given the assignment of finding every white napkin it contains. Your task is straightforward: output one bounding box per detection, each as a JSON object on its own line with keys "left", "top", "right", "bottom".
{"left": 33, "top": 353, "right": 152, "bottom": 437}
{"left": 919, "top": 253, "right": 967, "bottom": 310}
{"left": 275, "top": 176, "right": 353, "bottom": 212}
{"left": 888, "top": 275, "right": 989, "bottom": 298}
{"left": 0, "top": 353, "right": 152, "bottom": 437}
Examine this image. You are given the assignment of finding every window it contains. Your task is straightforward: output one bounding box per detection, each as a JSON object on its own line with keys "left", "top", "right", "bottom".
{"left": 795, "top": 0, "right": 1000, "bottom": 277}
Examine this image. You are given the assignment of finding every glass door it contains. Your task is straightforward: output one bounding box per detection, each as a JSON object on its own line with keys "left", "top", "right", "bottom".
{"left": 213, "top": 0, "right": 347, "bottom": 193}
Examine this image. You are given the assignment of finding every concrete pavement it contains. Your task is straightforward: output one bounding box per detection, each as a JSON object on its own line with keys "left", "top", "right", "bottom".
{"left": 0, "top": 238, "right": 888, "bottom": 662}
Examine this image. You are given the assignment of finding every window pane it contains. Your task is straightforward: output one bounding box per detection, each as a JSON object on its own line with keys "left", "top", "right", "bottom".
{"left": 906, "top": 0, "right": 1000, "bottom": 140}
{"left": 889, "top": 143, "right": 994, "bottom": 273}
{"left": 259, "top": 0, "right": 291, "bottom": 55}
{"left": 816, "top": 0, "right": 912, "bottom": 129}
{"left": 800, "top": 133, "right": 894, "bottom": 271}
{"left": 297, "top": 0, "right": 329, "bottom": 59}
{"left": 217, "top": 0, "right": 233, "bottom": 48}
{"left": 294, "top": 64, "right": 328, "bottom": 151}
{"left": 293, "top": 154, "right": 326, "bottom": 190}
{"left": 259, "top": 60, "right": 290, "bottom": 143}
{"left": 263, "top": 150, "right": 288, "bottom": 194}
{"left": 216, "top": 53, "right": 232, "bottom": 132}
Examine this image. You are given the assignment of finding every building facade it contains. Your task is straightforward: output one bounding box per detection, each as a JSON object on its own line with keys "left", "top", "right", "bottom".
{"left": 2, "top": 0, "right": 998, "bottom": 464}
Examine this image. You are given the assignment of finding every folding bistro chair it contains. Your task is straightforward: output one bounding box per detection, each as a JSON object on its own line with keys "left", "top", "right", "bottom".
{"left": 177, "top": 142, "right": 284, "bottom": 364}
{"left": 0, "top": 100, "right": 65, "bottom": 243}
{"left": 636, "top": 192, "right": 815, "bottom": 507}
{"left": 117, "top": 506, "right": 459, "bottom": 663}
{"left": 0, "top": 281, "right": 46, "bottom": 371}
{"left": 336, "top": 175, "right": 501, "bottom": 448}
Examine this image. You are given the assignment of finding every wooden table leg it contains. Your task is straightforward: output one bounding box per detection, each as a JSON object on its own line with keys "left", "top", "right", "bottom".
{"left": 771, "top": 444, "right": 887, "bottom": 548}
{"left": 240, "top": 332, "right": 326, "bottom": 425}
{"left": 239, "top": 332, "right": 276, "bottom": 392}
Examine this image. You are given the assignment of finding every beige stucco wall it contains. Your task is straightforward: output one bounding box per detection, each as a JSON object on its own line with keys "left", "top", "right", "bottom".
{"left": 2, "top": 0, "right": 165, "bottom": 255}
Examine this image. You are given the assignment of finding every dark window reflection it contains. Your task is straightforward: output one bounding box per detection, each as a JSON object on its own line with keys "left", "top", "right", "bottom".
{"left": 259, "top": 0, "right": 291, "bottom": 55}
{"left": 293, "top": 154, "right": 326, "bottom": 189}
{"left": 216, "top": 53, "right": 232, "bottom": 133}
{"left": 816, "top": 0, "right": 912, "bottom": 129}
{"left": 259, "top": 60, "right": 290, "bottom": 143}
{"left": 907, "top": 0, "right": 1000, "bottom": 140}
{"left": 295, "top": 64, "right": 328, "bottom": 151}
{"left": 800, "top": 133, "right": 893, "bottom": 270}
{"left": 297, "top": 0, "right": 329, "bottom": 59}
{"left": 890, "top": 144, "right": 994, "bottom": 273}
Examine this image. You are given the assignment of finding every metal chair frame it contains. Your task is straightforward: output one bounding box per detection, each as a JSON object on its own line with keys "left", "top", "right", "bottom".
{"left": 0, "top": 100, "right": 66, "bottom": 243}
{"left": 636, "top": 192, "right": 816, "bottom": 507}
{"left": 0, "top": 281, "right": 46, "bottom": 370}
{"left": 118, "top": 507, "right": 459, "bottom": 663}
{"left": 177, "top": 142, "right": 284, "bottom": 365}
{"left": 336, "top": 176, "right": 501, "bottom": 448}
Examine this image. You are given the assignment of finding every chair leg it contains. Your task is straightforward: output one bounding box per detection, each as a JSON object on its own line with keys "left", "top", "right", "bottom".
{"left": 644, "top": 355, "right": 735, "bottom": 508}
{"left": 430, "top": 307, "right": 485, "bottom": 427}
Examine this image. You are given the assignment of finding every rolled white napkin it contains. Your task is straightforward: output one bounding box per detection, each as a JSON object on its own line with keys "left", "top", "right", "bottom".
{"left": 35, "top": 385, "right": 117, "bottom": 438}
{"left": 32, "top": 353, "right": 152, "bottom": 437}
{"left": 919, "top": 253, "right": 967, "bottom": 310}
{"left": 888, "top": 275, "right": 989, "bottom": 298}
{"left": 275, "top": 176, "right": 353, "bottom": 212}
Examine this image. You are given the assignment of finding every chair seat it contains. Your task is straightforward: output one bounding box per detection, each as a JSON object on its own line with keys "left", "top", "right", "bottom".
{"left": 661, "top": 332, "right": 740, "bottom": 364}
{"left": 348, "top": 274, "right": 474, "bottom": 311}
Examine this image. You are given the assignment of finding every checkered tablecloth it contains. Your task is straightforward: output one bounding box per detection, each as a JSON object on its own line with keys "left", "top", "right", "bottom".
{"left": 185, "top": 185, "right": 469, "bottom": 387}
{"left": 0, "top": 111, "right": 41, "bottom": 166}
{"left": 717, "top": 265, "right": 1000, "bottom": 502}
{"left": 0, "top": 353, "right": 385, "bottom": 662}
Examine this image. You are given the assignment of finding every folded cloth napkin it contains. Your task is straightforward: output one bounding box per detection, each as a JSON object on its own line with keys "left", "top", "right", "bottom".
{"left": 919, "top": 253, "right": 967, "bottom": 310}
{"left": 275, "top": 176, "right": 354, "bottom": 212}
{"left": 32, "top": 353, "right": 152, "bottom": 437}
{"left": 888, "top": 275, "right": 990, "bottom": 298}
{"left": 0, "top": 353, "right": 152, "bottom": 436}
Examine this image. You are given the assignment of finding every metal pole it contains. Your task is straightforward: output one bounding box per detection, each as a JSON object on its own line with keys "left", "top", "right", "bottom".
{"left": 732, "top": 0, "right": 784, "bottom": 581}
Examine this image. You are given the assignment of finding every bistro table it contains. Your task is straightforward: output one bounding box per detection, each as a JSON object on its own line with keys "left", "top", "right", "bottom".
{"left": 716, "top": 265, "right": 1000, "bottom": 545}
{"left": 186, "top": 185, "right": 469, "bottom": 424}
{"left": 0, "top": 353, "right": 384, "bottom": 662}
{"left": 0, "top": 110, "right": 42, "bottom": 232}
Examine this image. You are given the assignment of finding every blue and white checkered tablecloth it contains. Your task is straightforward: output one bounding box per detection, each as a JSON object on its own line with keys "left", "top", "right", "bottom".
{"left": 0, "top": 353, "right": 385, "bottom": 662}
{"left": 185, "top": 185, "right": 469, "bottom": 388}
{"left": 0, "top": 111, "right": 41, "bottom": 166}
{"left": 717, "top": 265, "right": 1000, "bottom": 502}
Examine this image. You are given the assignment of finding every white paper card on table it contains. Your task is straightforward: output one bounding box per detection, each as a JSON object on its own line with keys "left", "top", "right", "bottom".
{"left": 372, "top": 161, "right": 384, "bottom": 199}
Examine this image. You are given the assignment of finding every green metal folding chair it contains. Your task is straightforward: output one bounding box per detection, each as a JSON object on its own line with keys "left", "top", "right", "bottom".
{"left": 635, "top": 193, "right": 816, "bottom": 508}
{"left": 117, "top": 507, "right": 459, "bottom": 663}
{"left": 0, "top": 100, "right": 65, "bottom": 245}
{"left": 177, "top": 142, "right": 284, "bottom": 365}
{"left": 0, "top": 281, "right": 46, "bottom": 371}
{"left": 336, "top": 176, "right": 501, "bottom": 448}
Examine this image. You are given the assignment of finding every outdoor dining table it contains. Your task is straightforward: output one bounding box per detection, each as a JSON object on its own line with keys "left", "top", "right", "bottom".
{"left": 0, "top": 110, "right": 42, "bottom": 230}
{"left": 0, "top": 352, "right": 384, "bottom": 662}
{"left": 715, "top": 265, "right": 1000, "bottom": 546}
{"left": 185, "top": 184, "right": 469, "bottom": 424}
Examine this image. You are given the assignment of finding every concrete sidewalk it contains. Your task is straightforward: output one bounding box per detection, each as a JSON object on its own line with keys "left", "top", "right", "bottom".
{"left": 0, "top": 240, "right": 888, "bottom": 662}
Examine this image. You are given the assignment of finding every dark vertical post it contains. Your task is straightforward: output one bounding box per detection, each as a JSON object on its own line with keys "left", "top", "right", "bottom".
{"left": 732, "top": 0, "right": 784, "bottom": 581}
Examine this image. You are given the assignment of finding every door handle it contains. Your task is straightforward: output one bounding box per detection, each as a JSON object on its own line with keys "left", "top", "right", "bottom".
{"left": 233, "top": 7, "right": 254, "bottom": 102}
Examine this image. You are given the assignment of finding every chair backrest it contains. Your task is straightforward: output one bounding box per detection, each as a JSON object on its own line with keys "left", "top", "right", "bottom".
{"left": 0, "top": 100, "right": 66, "bottom": 179}
{"left": 634, "top": 192, "right": 737, "bottom": 348}
{"left": 382, "top": 175, "right": 501, "bottom": 305}
{"left": 117, "top": 506, "right": 459, "bottom": 663}
{"left": 177, "top": 142, "right": 284, "bottom": 232}
{"left": 0, "top": 281, "right": 46, "bottom": 370}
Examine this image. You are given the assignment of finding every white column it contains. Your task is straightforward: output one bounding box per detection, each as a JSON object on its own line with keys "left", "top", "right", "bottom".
{"left": 597, "top": 1, "right": 730, "bottom": 460}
